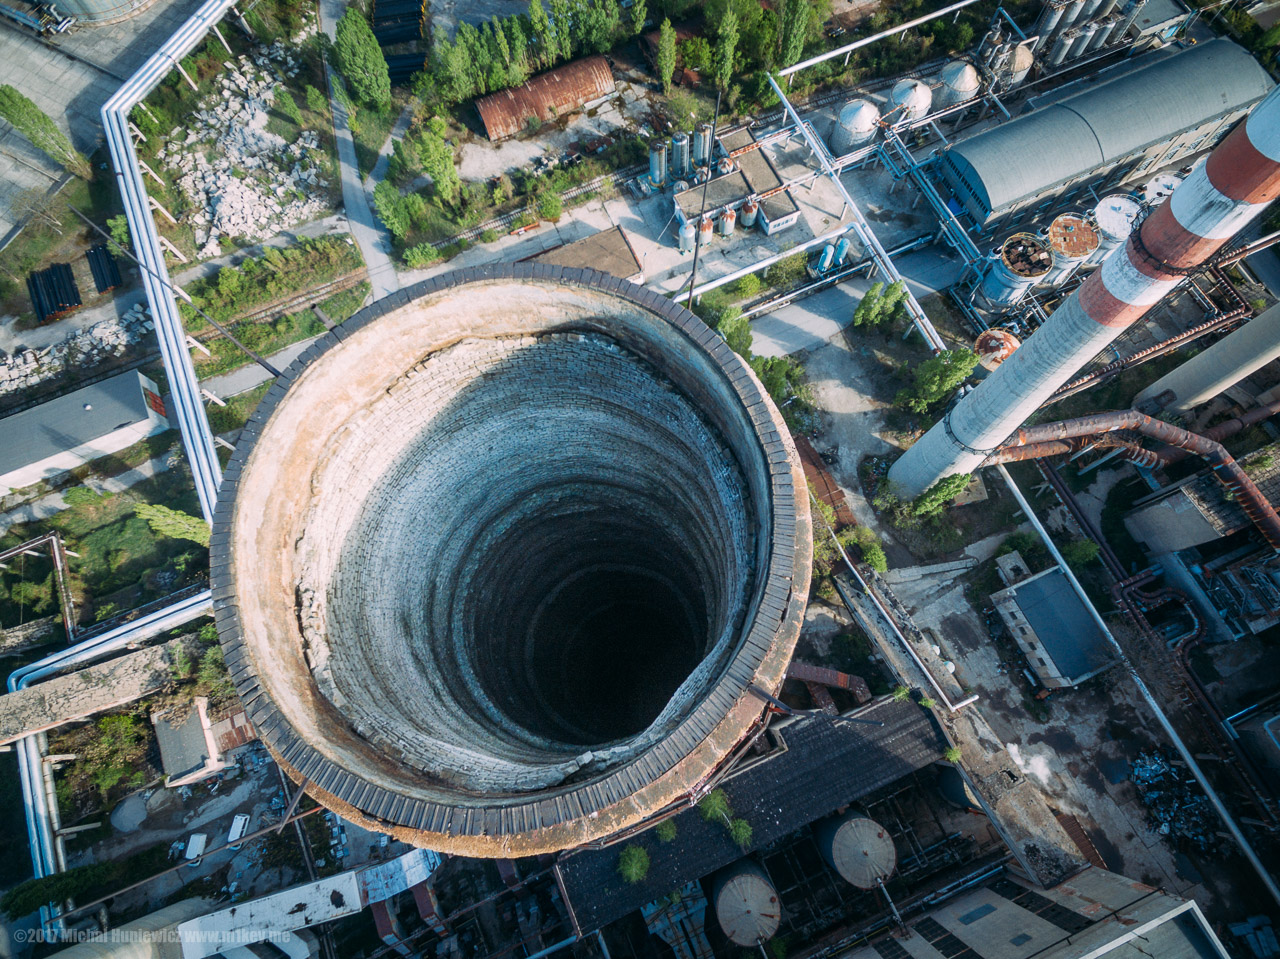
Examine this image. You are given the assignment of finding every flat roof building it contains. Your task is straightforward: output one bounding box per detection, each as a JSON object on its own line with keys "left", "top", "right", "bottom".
{"left": 938, "top": 39, "right": 1273, "bottom": 229}
{"left": 530, "top": 225, "right": 644, "bottom": 283}
{"left": 152, "top": 696, "right": 227, "bottom": 788}
{"left": 992, "top": 566, "right": 1113, "bottom": 688}
{"left": 0, "top": 370, "right": 168, "bottom": 495}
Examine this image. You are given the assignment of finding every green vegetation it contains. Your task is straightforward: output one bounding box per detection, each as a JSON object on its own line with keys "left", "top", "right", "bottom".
{"left": 656, "top": 820, "right": 677, "bottom": 842}
{"left": 892, "top": 685, "right": 910, "bottom": 702}
{"left": 729, "top": 817, "right": 753, "bottom": 849}
{"left": 334, "top": 8, "right": 392, "bottom": 110}
{"left": 106, "top": 214, "right": 132, "bottom": 258}
{"left": 1, "top": 844, "right": 168, "bottom": 920}
{"left": 0, "top": 85, "right": 90, "bottom": 178}
{"left": 1060, "top": 538, "right": 1101, "bottom": 570}
{"left": 913, "top": 474, "right": 972, "bottom": 519}
{"left": 274, "top": 88, "right": 303, "bottom": 126}
{"left": 895, "top": 348, "right": 980, "bottom": 414}
{"left": 617, "top": 844, "right": 650, "bottom": 883}
{"left": 697, "top": 788, "right": 732, "bottom": 823}
{"left": 919, "top": 697, "right": 937, "bottom": 709}
{"left": 134, "top": 504, "right": 210, "bottom": 548}
{"left": 537, "top": 191, "right": 563, "bottom": 222}
{"left": 851, "top": 281, "right": 908, "bottom": 329}
{"left": 206, "top": 381, "right": 273, "bottom": 435}
{"left": 404, "top": 243, "right": 442, "bottom": 268}
{"left": 944, "top": 746, "right": 962, "bottom": 763}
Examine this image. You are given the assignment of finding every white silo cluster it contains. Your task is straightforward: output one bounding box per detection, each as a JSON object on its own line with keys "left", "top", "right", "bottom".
{"left": 1034, "top": 0, "right": 1138, "bottom": 69}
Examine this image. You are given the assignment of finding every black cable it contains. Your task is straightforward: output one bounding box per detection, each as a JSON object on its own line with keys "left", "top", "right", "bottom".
{"left": 685, "top": 90, "right": 723, "bottom": 314}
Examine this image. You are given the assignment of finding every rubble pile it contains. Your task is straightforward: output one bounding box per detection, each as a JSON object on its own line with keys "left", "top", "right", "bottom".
{"left": 0, "top": 304, "right": 154, "bottom": 398}
{"left": 1130, "top": 751, "right": 1219, "bottom": 854}
{"left": 157, "top": 43, "right": 328, "bottom": 258}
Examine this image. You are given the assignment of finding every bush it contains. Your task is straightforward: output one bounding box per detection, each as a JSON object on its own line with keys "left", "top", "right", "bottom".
{"left": 729, "top": 818, "right": 753, "bottom": 849}
{"left": 944, "top": 746, "right": 962, "bottom": 763}
{"left": 1059, "top": 538, "right": 1100, "bottom": 569}
{"left": 656, "top": 820, "right": 677, "bottom": 842}
{"left": 919, "top": 697, "right": 937, "bottom": 709}
{"left": 860, "top": 540, "right": 888, "bottom": 572}
{"left": 913, "top": 474, "right": 971, "bottom": 519}
{"left": 698, "top": 788, "right": 732, "bottom": 824}
{"left": 892, "top": 685, "right": 910, "bottom": 702}
{"left": 763, "top": 251, "right": 807, "bottom": 288}
{"left": 403, "top": 242, "right": 441, "bottom": 268}
{"left": 480, "top": 228, "right": 500, "bottom": 243}
{"left": 617, "top": 845, "right": 650, "bottom": 883}
{"left": 537, "top": 191, "right": 563, "bottom": 221}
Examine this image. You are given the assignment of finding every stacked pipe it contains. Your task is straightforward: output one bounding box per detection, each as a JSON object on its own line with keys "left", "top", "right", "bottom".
{"left": 889, "top": 85, "right": 1280, "bottom": 498}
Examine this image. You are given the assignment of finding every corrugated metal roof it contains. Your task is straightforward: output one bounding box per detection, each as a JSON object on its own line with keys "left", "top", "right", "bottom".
{"left": 943, "top": 39, "right": 1273, "bottom": 218}
{"left": 476, "top": 56, "right": 615, "bottom": 141}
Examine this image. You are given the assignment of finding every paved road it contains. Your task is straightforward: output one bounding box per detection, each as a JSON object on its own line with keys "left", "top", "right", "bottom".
{"left": 750, "top": 245, "right": 966, "bottom": 357}
{"left": 317, "top": 0, "right": 400, "bottom": 300}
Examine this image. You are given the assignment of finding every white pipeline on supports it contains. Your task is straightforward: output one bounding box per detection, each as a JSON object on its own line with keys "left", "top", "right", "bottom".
{"left": 889, "top": 84, "right": 1280, "bottom": 498}
{"left": 1135, "top": 302, "right": 1280, "bottom": 413}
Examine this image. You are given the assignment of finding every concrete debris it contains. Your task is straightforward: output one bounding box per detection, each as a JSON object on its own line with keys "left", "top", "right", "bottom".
{"left": 159, "top": 44, "right": 328, "bottom": 247}
{"left": 1130, "top": 751, "right": 1220, "bottom": 854}
{"left": 0, "top": 305, "right": 154, "bottom": 398}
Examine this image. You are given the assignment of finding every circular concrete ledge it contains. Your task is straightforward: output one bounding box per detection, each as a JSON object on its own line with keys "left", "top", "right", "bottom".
{"left": 211, "top": 265, "right": 811, "bottom": 856}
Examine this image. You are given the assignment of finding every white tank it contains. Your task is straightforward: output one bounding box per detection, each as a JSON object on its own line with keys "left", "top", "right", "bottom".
{"left": 1041, "top": 213, "right": 1100, "bottom": 286}
{"left": 978, "top": 233, "right": 1052, "bottom": 308}
{"left": 1143, "top": 172, "right": 1183, "bottom": 207}
{"left": 1088, "top": 194, "right": 1141, "bottom": 264}
{"left": 711, "top": 862, "right": 780, "bottom": 946}
{"left": 938, "top": 60, "right": 980, "bottom": 109}
{"left": 1001, "top": 44, "right": 1034, "bottom": 88}
{"left": 1047, "top": 28, "right": 1076, "bottom": 67}
{"left": 678, "top": 220, "right": 696, "bottom": 253}
{"left": 1067, "top": 22, "right": 1097, "bottom": 58}
{"left": 815, "top": 814, "right": 897, "bottom": 889}
{"left": 890, "top": 79, "right": 932, "bottom": 123}
{"left": 829, "top": 99, "right": 880, "bottom": 155}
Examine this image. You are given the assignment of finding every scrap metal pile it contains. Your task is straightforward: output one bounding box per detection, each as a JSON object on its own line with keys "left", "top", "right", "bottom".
{"left": 1130, "top": 752, "right": 1220, "bottom": 854}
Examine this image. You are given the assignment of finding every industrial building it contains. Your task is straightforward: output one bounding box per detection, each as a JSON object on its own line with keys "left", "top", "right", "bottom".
{"left": 475, "top": 56, "right": 615, "bottom": 141}
{"left": 211, "top": 267, "right": 812, "bottom": 856}
{"left": 937, "top": 39, "right": 1273, "bottom": 230}
{"left": 530, "top": 225, "right": 645, "bottom": 283}
{"left": 0, "top": 369, "right": 169, "bottom": 495}
{"left": 671, "top": 128, "right": 801, "bottom": 237}
{"left": 151, "top": 696, "right": 229, "bottom": 788}
{"left": 991, "top": 566, "right": 1114, "bottom": 688}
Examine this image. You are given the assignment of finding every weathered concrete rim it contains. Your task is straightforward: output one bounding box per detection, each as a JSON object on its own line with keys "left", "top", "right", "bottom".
{"left": 210, "top": 264, "right": 812, "bottom": 856}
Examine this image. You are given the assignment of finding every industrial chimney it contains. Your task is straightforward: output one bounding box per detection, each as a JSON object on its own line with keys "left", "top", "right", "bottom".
{"left": 889, "top": 84, "right": 1280, "bottom": 498}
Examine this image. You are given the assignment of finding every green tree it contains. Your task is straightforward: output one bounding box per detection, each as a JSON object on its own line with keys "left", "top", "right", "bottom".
{"left": 538, "top": 190, "right": 563, "bottom": 220}
{"left": 550, "top": 0, "right": 574, "bottom": 60}
{"left": 134, "top": 503, "right": 210, "bottom": 547}
{"left": 274, "top": 87, "right": 302, "bottom": 125}
{"left": 431, "top": 32, "right": 474, "bottom": 103}
{"left": 0, "top": 85, "right": 90, "bottom": 178}
{"left": 528, "top": 0, "right": 555, "bottom": 67}
{"left": 657, "top": 18, "right": 677, "bottom": 95}
{"left": 106, "top": 214, "right": 132, "bottom": 258}
{"left": 656, "top": 819, "right": 677, "bottom": 842}
{"left": 1262, "top": 22, "right": 1280, "bottom": 49}
{"left": 913, "top": 473, "right": 972, "bottom": 519}
{"left": 334, "top": 8, "right": 391, "bottom": 109}
{"left": 851, "top": 281, "right": 885, "bottom": 327}
{"left": 581, "top": 0, "right": 621, "bottom": 52}
{"left": 878, "top": 280, "right": 907, "bottom": 325}
{"left": 419, "top": 116, "right": 460, "bottom": 206}
{"left": 713, "top": 8, "right": 739, "bottom": 91}
{"left": 505, "top": 17, "right": 531, "bottom": 84}
{"left": 456, "top": 23, "right": 491, "bottom": 95}
{"left": 895, "top": 348, "right": 979, "bottom": 413}
{"left": 717, "top": 307, "right": 752, "bottom": 358}
{"left": 305, "top": 84, "right": 328, "bottom": 114}
{"left": 778, "top": 0, "right": 810, "bottom": 67}
{"left": 483, "top": 21, "right": 510, "bottom": 90}
{"left": 729, "top": 818, "right": 753, "bottom": 849}
{"left": 373, "top": 180, "right": 411, "bottom": 237}
{"left": 1060, "top": 538, "right": 1101, "bottom": 569}
{"left": 631, "top": 0, "right": 647, "bottom": 35}
{"left": 617, "top": 844, "right": 650, "bottom": 882}
{"left": 698, "top": 788, "right": 733, "bottom": 824}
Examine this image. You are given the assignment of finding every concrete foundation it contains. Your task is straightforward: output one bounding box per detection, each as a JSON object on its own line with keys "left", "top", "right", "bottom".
{"left": 212, "top": 267, "right": 811, "bottom": 856}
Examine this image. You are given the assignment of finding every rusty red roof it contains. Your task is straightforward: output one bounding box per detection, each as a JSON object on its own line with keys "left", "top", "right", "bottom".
{"left": 476, "top": 56, "right": 615, "bottom": 141}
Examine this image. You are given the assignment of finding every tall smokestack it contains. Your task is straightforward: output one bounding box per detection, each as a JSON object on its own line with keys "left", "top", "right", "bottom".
{"left": 889, "top": 84, "right": 1280, "bottom": 498}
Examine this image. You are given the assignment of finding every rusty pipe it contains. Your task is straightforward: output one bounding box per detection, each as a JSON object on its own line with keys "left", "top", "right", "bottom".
{"left": 982, "top": 434, "right": 1161, "bottom": 468}
{"left": 998, "top": 410, "right": 1280, "bottom": 551}
{"left": 1156, "top": 396, "right": 1280, "bottom": 466}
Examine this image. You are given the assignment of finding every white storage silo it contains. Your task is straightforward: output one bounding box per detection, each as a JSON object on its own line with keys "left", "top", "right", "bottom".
{"left": 1087, "top": 194, "right": 1141, "bottom": 265}
{"left": 889, "top": 79, "right": 932, "bottom": 123}
{"left": 829, "top": 99, "right": 880, "bottom": 155}
{"left": 711, "top": 862, "right": 781, "bottom": 946}
{"left": 938, "top": 61, "right": 980, "bottom": 109}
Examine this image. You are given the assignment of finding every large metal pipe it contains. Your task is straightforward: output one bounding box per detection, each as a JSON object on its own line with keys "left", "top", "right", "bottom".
{"left": 995, "top": 410, "right": 1280, "bottom": 550}
{"left": 1135, "top": 302, "right": 1280, "bottom": 414}
{"left": 888, "top": 85, "right": 1280, "bottom": 498}
{"left": 1155, "top": 395, "right": 1280, "bottom": 466}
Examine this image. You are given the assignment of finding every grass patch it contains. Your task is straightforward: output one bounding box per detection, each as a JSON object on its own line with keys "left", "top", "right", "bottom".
{"left": 207, "top": 381, "right": 273, "bottom": 434}
{"left": 351, "top": 95, "right": 409, "bottom": 178}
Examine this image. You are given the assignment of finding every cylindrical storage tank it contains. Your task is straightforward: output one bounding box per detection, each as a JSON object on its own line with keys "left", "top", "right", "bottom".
{"left": 1055, "top": 0, "right": 1087, "bottom": 34}
{"left": 978, "top": 233, "right": 1052, "bottom": 308}
{"left": 671, "top": 133, "right": 691, "bottom": 178}
{"left": 740, "top": 198, "right": 759, "bottom": 228}
{"left": 834, "top": 237, "right": 852, "bottom": 264}
{"left": 1117, "top": 0, "right": 1146, "bottom": 38}
{"left": 1033, "top": 0, "right": 1067, "bottom": 49}
{"left": 718, "top": 208, "right": 737, "bottom": 236}
{"left": 937, "top": 61, "right": 981, "bottom": 110}
{"left": 1095, "top": 0, "right": 1121, "bottom": 17}
{"left": 815, "top": 814, "right": 896, "bottom": 889}
{"left": 1047, "top": 29, "right": 1075, "bottom": 67}
{"left": 649, "top": 142, "right": 667, "bottom": 187}
{"left": 695, "top": 123, "right": 714, "bottom": 166}
{"left": 1068, "top": 22, "right": 1097, "bottom": 59}
{"left": 717, "top": 157, "right": 735, "bottom": 176}
{"left": 1041, "top": 213, "right": 1099, "bottom": 286}
{"left": 698, "top": 216, "right": 714, "bottom": 244}
{"left": 1087, "top": 15, "right": 1119, "bottom": 50}
{"left": 711, "top": 862, "right": 781, "bottom": 946}
{"left": 1088, "top": 194, "right": 1141, "bottom": 264}
{"left": 817, "top": 244, "right": 835, "bottom": 273}
{"left": 975, "top": 328, "right": 1022, "bottom": 370}
{"left": 829, "top": 99, "right": 880, "bottom": 155}
{"left": 53, "top": 0, "right": 151, "bottom": 23}
{"left": 1143, "top": 172, "right": 1183, "bottom": 207}
{"left": 889, "top": 79, "right": 932, "bottom": 123}
{"left": 211, "top": 265, "right": 813, "bottom": 856}
{"left": 673, "top": 180, "right": 690, "bottom": 194}
{"left": 1002, "top": 44, "right": 1035, "bottom": 88}
{"left": 1077, "top": 0, "right": 1105, "bottom": 25}
{"left": 1135, "top": 303, "right": 1280, "bottom": 414}
{"left": 678, "top": 220, "right": 696, "bottom": 253}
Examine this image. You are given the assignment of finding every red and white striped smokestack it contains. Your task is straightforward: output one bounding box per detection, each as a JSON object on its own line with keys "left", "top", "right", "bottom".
{"left": 889, "top": 83, "right": 1280, "bottom": 498}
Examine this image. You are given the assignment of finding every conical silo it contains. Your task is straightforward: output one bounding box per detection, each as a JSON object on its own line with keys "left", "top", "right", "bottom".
{"left": 829, "top": 99, "right": 880, "bottom": 155}
{"left": 938, "top": 61, "right": 980, "bottom": 109}
{"left": 889, "top": 79, "right": 932, "bottom": 123}
{"left": 1086, "top": 194, "right": 1141, "bottom": 265}
{"left": 978, "top": 233, "right": 1052, "bottom": 308}
{"left": 1001, "top": 44, "right": 1034, "bottom": 88}
{"left": 1041, "top": 213, "right": 1099, "bottom": 286}
{"left": 711, "top": 862, "right": 780, "bottom": 946}
{"left": 815, "top": 814, "right": 897, "bottom": 889}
